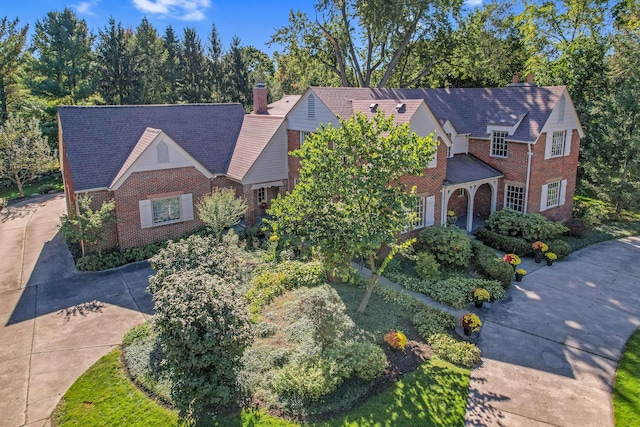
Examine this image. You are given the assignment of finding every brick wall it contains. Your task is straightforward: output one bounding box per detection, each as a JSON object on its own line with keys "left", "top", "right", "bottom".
{"left": 528, "top": 130, "right": 580, "bottom": 222}
{"left": 113, "top": 167, "right": 211, "bottom": 248}
{"left": 448, "top": 190, "right": 468, "bottom": 216}
{"left": 474, "top": 184, "right": 492, "bottom": 217}
{"left": 60, "top": 145, "right": 77, "bottom": 215}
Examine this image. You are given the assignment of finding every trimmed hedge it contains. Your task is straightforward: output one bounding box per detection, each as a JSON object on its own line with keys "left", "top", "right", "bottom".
{"left": 472, "top": 240, "right": 514, "bottom": 289}
{"left": 428, "top": 333, "right": 481, "bottom": 368}
{"left": 485, "top": 208, "right": 568, "bottom": 241}
{"left": 412, "top": 307, "right": 456, "bottom": 340}
{"left": 418, "top": 226, "right": 472, "bottom": 269}
{"left": 548, "top": 239, "right": 571, "bottom": 260}
{"left": 476, "top": 227, "right": 532, "bottom": 256}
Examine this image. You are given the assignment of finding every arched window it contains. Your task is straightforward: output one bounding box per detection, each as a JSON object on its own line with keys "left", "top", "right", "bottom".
{"left": 157, "top": 141, "right": 169, "bottom": 163}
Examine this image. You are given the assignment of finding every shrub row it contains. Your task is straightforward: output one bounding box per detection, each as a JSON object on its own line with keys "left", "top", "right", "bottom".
{"left": 76, "top": 242, "right": 166, "bottom": 271}
{"left": 472, "top": 240, "right": 514, "bottom": 289}
{"left": 412, "top": 306, "right": 457, "bottom": 340}
{"left": 427, "top": 333, "right": 481, "bottom": 368}
{"left": 476, "top": 227, "right": 532, "bottom": 257}
{"left": 485, "top": 208, "right": 568, "bottom": 241}
{"left": 386, "top": 272, "right": 505, "bottom": 309}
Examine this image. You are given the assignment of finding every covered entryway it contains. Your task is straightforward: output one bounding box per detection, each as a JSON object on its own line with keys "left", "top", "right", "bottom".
{"left": 442, "top": 155, "right": 503, "bottom": 232}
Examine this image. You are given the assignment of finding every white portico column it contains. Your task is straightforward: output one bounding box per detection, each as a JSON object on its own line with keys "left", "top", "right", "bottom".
{"left": 466, "top": 184, "right": 478, "bottom": 232}
{"left": 490, "top": 179, "right": 498, "bottom": 213}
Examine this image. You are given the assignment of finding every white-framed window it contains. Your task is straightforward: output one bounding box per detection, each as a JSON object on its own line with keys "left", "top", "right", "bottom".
{"left": 300, "top": 131, "right": 312, "bottom": 147}
{"left": 491, "top": 131, "right": 508, "bottom": 158}
{"left": 139, "top": 194, "right": 193, "bottom": 228}
{"left": 551, "top": 130, "right": 565, "bottom": 157}
{"left": 257, "top": 187, "right": 267, "bottom": 205}
{"left": 446, "top": 133, "right": 453, "bottom": 158}
{"left": 546, "top": 181, "right": 560, "bottom": 208}
{"left": 457, "top": 188, "right": 465, "bottom": 198}
{"left": 505, "top": 184, "right": 525, "bottom": 213}
{"left": 308, "top": 94, "right": 315, "bottom": 118}
{"left": 413, "top": 196, "right": 426, "bottom": 229}
{"left": 540, "top": 179, "right": 567, "bottom": 211}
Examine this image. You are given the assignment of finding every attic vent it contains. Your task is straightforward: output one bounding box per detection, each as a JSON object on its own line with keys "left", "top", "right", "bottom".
{"left": 558, "top": 95, "right": 566, "bottom": 122}
{"left": 369, "top": 103, "right": 378, "bottom": 112}
{"left": 308, "top": 94, "right": 315, "bottom": 118}
{"left": 395, "top": 103, "right": 406, "bottom": 113}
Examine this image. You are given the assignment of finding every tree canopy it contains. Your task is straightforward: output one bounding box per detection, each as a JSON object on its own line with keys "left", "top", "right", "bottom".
{"left": 268, "top": 111, "right": 437, "bottom": 313}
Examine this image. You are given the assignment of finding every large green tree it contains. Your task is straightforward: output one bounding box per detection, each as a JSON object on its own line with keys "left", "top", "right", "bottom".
{"left": 132, "top": 18, "right": 167, "bottom": 104}
{"left": 0, "top": 17, "right": 28, "bottom": 122}
{"left": 268, "top": 111, "right": 437, "bottom": 313}
{"left": 180, "top": 28, "right": 209, "bottom": 103}
{"left": 162, "top": 26, "right": 182, "bottom": 104}
{"left": 96, "top": 18, "right": 135, "bottom": 105}
{"left": 29, "top": 8, "right": 94, "bottom": 101}
{"left": 271, "top": 0, "right": 463, "bottom": 88}
{"left": 220, "top": 36, "right": 250, "bottom": 107}
{"left": 0, "top": 115, "right": 55, "bottom": 197}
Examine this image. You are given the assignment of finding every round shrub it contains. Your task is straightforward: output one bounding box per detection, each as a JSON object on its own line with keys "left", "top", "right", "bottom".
{"left": 325, "top": 341, "right": 387, "bottom": 381}
{"left": 548, "top": 239, "right": 571, "bottom": 259}
{"left": 412, "top": 307, "right": 456, "bottom": 340}
{"left": 152, "top": 270, "right": 253, "bottom": 420}
{"left": 427, "top": 333, "right": 481, "bottom": 368}
{"left": 419, "top": 226, "right": 472, "bottom": 269}
{"left": 485, "top": 208, "right": 568, "bottom": 241}
{"left": 415, "top": 251, "right": 440, "bottom": 281}
{"left": 274, "top": 358, "right": 345, "bottom": 400}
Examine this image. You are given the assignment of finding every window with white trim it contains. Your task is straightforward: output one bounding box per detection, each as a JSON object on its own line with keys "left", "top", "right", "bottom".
{"left": 457, "top": 188, "right": 465, "bottom": 198}
{"left": 157, "top": 142, "right": 169, "bottom": 163}
{"left": 551, "top": 130, "right": 565, "bottom": 157}
{"left": 413, "top": 196, "right": 426, "bottom": 229}
{"left": 546, "top": 181, "right": 560, "bottom": 208}
{"left": 505, "top": 185, "right": 525, "bottom": 213}
{"left": 446, "top": 133, "right": 453, "bottom": 158}
{"left": 257, "top": 187, "right": 267, "bottom": 205}
{"left": 491, "top": 131, "right": 508, "bottom": 158}
{"left": 152, "top": 197, "right": 180, "bottom": 224}
{"left": 300, "top": 131, "right": 312, "bottom": 147}
{"left": 139, "top": 194, "right": 194, "bottom": 228}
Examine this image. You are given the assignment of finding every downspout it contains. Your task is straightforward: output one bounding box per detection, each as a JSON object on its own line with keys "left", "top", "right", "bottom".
{"left": 524, "top": 143, "right": 533, "bottom": 213}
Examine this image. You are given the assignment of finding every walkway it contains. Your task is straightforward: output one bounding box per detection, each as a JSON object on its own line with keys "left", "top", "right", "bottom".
{"left": 0, "top": 194, "right": 154, "bottom": 427}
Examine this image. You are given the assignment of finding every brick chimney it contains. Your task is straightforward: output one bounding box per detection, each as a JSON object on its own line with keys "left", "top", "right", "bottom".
{"left": 512, "top": 74, "right": 519, "bottom": 84}
{"left": 526, "top": 73, "right": 535, "bottom": 84}
{"left": 253, "top": 83, "right": 268, "bottom": 114}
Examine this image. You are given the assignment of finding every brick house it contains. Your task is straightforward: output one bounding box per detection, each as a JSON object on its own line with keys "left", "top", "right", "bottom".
{"left": 58, "top": 79, "right": 582, "bottom": 252}
{"left": 288, "top": 80, "right": 583, "bottom": 232}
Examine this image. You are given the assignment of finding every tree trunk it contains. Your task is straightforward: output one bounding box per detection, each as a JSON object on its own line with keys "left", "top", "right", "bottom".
{"left": 15, "top": 174, "right": 24, "bottom": 197}
{"left": 357, "top": 254, "right": 378, "bottom": 314}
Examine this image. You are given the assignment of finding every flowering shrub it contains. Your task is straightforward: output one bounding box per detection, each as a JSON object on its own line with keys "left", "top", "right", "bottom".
{"left": 472, "top": 288, "right": 490, "bottom": 302}
{"left": 384, "top": 330, "right": 408, "bottom": 350}
{"left": 460, "top": 313, "right": 482, "bottom": 332}
{"left": 545, "top": 252, "right": 558, "bottom": 261}
{"left": 502, "top": 253, "right": 521, "bottom": 266}
{"left": 515, "top": 268, "right": 527, "bottom": 276}
{"left": 532, "top": 241, "right": 549, "bottom": 252}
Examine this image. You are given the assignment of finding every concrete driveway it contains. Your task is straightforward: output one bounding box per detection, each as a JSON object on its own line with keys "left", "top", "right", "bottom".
{"left": 465, "top": 236, "right": 640, "bottom": 426}
{"left": 0, "top": 194, "right": 154, "bottom": 427}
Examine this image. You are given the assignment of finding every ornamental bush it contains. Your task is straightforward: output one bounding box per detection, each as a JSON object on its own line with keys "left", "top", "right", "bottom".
{"left": 418, "top": 226, "right": 472, "bottom": 269}
{"left": 412, "top": 307, "right": 456, "bottom": 340}
{"left": 415, "top": 251, "right": 440, "bottom": 281}
{"left": 475, "top": 227, "right": 532, "bottom": 256}
{"left": 152, "top": 270, "right": 253, "bottom": 420}
{"left": 485, "top": 208, "right": 568, "bottom": 241}
{"left": 324, "top": 341, "right": 387, "bottom": 381}
{"left": 548, "top": 239, "right": 571, "bottom": 260}
{"left": 427, "top": 333, "right": 481, "bottom": 368}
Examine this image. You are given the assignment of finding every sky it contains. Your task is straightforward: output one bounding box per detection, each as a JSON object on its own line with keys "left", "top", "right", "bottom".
{"left": 4, "top": 0, "right": 484, "bottom": 53}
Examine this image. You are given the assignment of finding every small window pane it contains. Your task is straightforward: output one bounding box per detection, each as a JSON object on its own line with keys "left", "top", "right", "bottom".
{"left": 152, "top": 197, "right": 181, "bottom": 224}
{"left": 506, "top": 185, "right": 525, "bottom": 213}
{"left": 547, "top": 181, "right": 560, "bottom": 208}
{"left": 491, "top": 131, "right": 508, "bottom": 158}
{"left": 551, "top": 131, "right": 565, "bottom": 157}
{"left": 257, "top": 188, "right": 266, "bottom": 204}
{"left": 413, "top": 196, "right": 425, "bottom": 229}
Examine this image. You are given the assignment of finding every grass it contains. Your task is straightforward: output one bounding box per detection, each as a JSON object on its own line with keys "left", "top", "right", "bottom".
{"left": 613, "top": 328, "right": 640, "bottom": 427}
{"left": 564, "top": 212, "right": 640, "bottom": 253}
{"left": 54, "top": 349, "right": 470, "bottom": 427}
{"left": 0, "top": 175, "right": 63, "bottom": 200}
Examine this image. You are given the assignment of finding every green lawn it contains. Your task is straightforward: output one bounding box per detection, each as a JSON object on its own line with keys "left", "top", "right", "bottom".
{"left": 0, "top": 175, "right": 63, "bottom": 200}
{"left": 53, "top": 349, "right": 470, "bottom": 427}
{"left": 613, "top": 328, "right": 640, "bottom": 426}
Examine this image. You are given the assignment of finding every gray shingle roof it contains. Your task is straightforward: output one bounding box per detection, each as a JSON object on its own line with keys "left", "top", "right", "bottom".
{"left": 58, "top": 104, "right": 245, "bottom": 191}
{"left": 445, "top": 154, "right": 503, "bottom": 185}
{"left": 311, "top": 85, "right": 566, "bottom": 142}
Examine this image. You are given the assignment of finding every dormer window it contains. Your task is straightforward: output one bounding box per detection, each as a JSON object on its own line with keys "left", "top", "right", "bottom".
{"left": 491, "top": 131, "right": 508, "bottom": 158}
{"left": 157, "top": 141, "right": 169, "bottom": 163}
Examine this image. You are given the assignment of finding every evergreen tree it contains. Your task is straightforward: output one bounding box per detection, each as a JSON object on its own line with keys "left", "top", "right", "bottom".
{"left": 162, "top": 26, "right": 182, "bottom": 103}
{"left": 180, "top": 28, "right": 208, "bottom": 103}
{"left": 29, "top": 8, "right": 94, "bottom": 101}
{"left": 132, "top": 18, "right": 167, "bottom": 104}
{"left": 220, "top": 36, "right": 250, "bottom": 108}
{"left": 207, "top": 23, "right": 223, "bottom": 101}
{"left": 96, "top": 18, "right": 135, "bottom": 105}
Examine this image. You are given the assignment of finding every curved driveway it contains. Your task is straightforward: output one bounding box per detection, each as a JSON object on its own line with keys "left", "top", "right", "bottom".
{"left": 465, "top": 236, "right": 640, "bottom": 426}
{"left": 0, "top": 194, "right": 153, "bottom": 427}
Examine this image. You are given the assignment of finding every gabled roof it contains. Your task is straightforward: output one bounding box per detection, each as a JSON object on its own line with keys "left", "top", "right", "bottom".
{"left": 445, "top": 154, "right": 503, "bottom": 185}
{"left": 58, "top": 104, "right": 245, "bottom": 191}
{"left": 264, "top": 94, "right": 302, "bottom": 116}
{"left": 227, "top": 115, "right": 285, "bottom": 181}
{"left": 351, "top": 100, "right": 422, "bottom": 125}
{"left": 109, "top": 127, "right": 162, "bottom": 188}
{"left": 310, "top": 86, "right": 567, "bottom": 143}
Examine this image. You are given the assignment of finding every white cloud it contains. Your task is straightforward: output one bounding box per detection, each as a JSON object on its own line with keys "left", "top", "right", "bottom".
{"left": 74, "top": 0, "right": 101, "bottom": 16}
{"left": 465, "top": 0, "right": 483, "bottom": 6}
{"left": 132, "top": 0, "right": 210, "bottom": 21}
